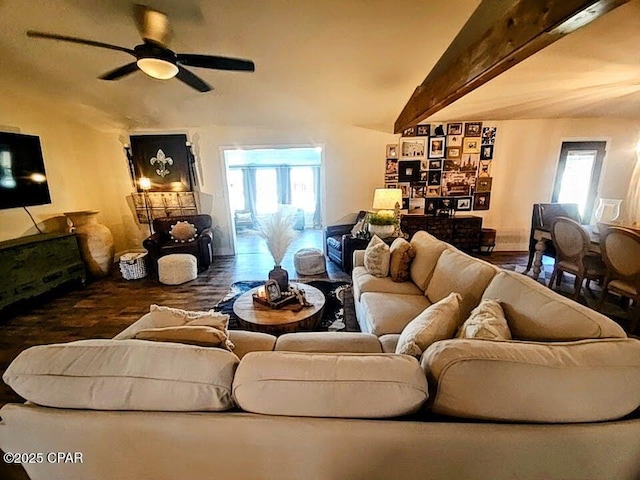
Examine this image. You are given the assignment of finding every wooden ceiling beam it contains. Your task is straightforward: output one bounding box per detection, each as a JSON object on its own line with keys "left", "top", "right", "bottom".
{"left": 394, "top": 0, "right": 631, "bottom": 133}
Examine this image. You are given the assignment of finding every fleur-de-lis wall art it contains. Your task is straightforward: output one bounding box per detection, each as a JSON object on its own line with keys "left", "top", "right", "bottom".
{"left": 129, "top": 134, "right": 194, "bottom": 192}
{"left": 150, "top": 149, "right": 173, "bottom": 178}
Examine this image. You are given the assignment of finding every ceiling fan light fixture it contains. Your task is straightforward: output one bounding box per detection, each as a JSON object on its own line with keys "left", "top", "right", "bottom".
{"left": 136, "top": 57, "right": 178, "bottom": 79}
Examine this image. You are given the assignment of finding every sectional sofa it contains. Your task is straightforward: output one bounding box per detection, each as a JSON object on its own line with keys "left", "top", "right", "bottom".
{"left": 1, "top": 231, "right": 640, "bottom": 480}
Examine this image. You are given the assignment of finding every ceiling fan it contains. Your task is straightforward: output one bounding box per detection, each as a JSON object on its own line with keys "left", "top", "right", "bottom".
{"left": 26, "top": 4, "right": 255, "bottom": 92}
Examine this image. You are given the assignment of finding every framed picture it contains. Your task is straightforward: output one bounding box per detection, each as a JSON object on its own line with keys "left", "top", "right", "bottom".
{"left": 428, "top": 171, "right": 442, "bottom": 186}
{"left": 408, "top": 198, "right": 424, "bottom": 214}
{"left": 385, "top": 158, "right": 398, "bottom": 175}
{"left": 386, "top": 183, "right": 398, "bottom": 189}
{"left": 426, "top": 185, "right": 441, "bottom": 197}
{"left": 399, "top": 182, "right": 411, "bottom": 198}
{"left": 460, "top": 154, "right": 479, "bottom": 173}
{"left": 130, "top": 134, "right": 194, "bottom": 192}
{"left": 431, "top": 124, "right": 446, "bottom": 136}
{"left": 428, "top": 136, "right": 445, "bottom": 159}
{"left": 420, "top": 171, "right": 428, "bottom": 182}
{"left": 439, "top": 198, "right": 454, "bottom": 210}
{"left": 424, "top": 198, "right": 438, "bottom": 216}
{"left": 416, "top": 124, "right": 430, "bottom": 136}
{"left": 264, "top": 280, "right": 281, "bottom": 301}
{"left": 441, "top": 172, "right": 471, "bottom": 197}
{"left": 482, "top": 127, "right": 497, "bottom": 145}
{"left": 443, "top": 159, "right": 461, "bottom": 172}
{"left": 400, "top": 138, "right": 426, "bottom": 159}
{"left": 455, "top": 197, "right": 472, "bottom": 211}
{"left": 411, "top": 184, "right": 426, "bottom": 199}
{"left": 402, "top": 126, "right": 416, "bottom": 137}
{"left": 447, "top": 134, "right": 462, "bottom": 147}
{"left": 478, "top": 160, "right": 492, "bottom": 177}
{"left": 462, "top": 137, "right": 481, "bottom": 154}
{"left": 464, "top": 122, "right": 483, "bottom": 137}
{"left": 446, "top": 146, "right": 461, "bottom": 159}
{"left": 428, "top": 159, "right": 442, "bottom": 170}
{"left": 398, "top": 160, "right": 421, "bottom": 182}
{"left": 473, "top": 192, "right": 491, "bottom": 210}
{"left": 420, "top": 158, "right": 430, "bottom": 171}
{"left": 402, "top": 198, "right": 410, "bottom": 210}
{"left": 447, "top": 123, "right": 463, "bottom": 135}
{"left": 386, "top": 144, "right": 398, "bottom": 158}
{"left": 480, "top": 145, "right": 494, "bottom": 160}
{"left": 476, "top": 177, "right": 493, "bottom": 192}
{"left": 385, "top": 174, "right": 398, "bottom": 183}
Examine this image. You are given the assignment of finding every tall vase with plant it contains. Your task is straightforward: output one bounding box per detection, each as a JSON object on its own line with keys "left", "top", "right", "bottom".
{"left": 257, "top": 210, "right": 297, "bottom": 291}
{"left": 368, "top": 211, "right": 396, "bottom": 239}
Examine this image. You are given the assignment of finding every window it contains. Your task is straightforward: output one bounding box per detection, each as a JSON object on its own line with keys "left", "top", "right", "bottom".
{"left": 290, "top": 167, "right": 315, "bottom": 213}
{"left": 552, "top": 141, "right": 606, "bottom": 221}
{"left": 255, "top": 168, "right": 278, "bottom": 215}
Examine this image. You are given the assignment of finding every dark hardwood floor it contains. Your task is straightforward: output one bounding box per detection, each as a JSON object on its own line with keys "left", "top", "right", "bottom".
{"left": 0, "top": 244, "right": 636, "bottom": 480}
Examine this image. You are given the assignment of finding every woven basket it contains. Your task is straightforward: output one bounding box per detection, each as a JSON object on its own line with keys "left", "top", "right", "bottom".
{"left": 119, "top": 252, "right": 148, "bottom": 280}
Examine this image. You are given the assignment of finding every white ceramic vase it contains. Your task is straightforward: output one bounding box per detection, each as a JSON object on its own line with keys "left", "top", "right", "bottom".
{"left": 64, "top": 210, "right": 114, "bottom": 278}
{"left": 368, "top": 224, "right": 394, "bottom": 239}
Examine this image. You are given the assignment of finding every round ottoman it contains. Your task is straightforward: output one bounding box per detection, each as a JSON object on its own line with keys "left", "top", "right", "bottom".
{"left": 158, "top": 254, "right": 198, "bottom": 285}
{"left": 294, "top": 248, "right": 326, "bottom": 276}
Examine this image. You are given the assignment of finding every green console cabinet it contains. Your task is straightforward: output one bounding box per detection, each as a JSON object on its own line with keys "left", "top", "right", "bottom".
{"left": 0, "top": 233, "right": 86, "bottom": 312}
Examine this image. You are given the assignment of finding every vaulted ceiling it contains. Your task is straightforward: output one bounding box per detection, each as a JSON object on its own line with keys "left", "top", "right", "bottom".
{"left": 0, "top": 0, "right": 639, "bottom": 132}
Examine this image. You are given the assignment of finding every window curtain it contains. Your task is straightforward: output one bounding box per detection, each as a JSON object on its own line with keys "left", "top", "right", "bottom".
{"left": 277, "top": 166, "right": 291, "bottom": 205}
{"left": 242, "top": 167, "right": 257, "bottom": 217}
{"left": 313, "top": 166, "right": 322, "bottom": 228}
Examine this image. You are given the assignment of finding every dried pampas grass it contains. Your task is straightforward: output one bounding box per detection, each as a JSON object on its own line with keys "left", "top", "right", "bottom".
{"left": 257, "top": 210, "right": 297, "bottom": 266}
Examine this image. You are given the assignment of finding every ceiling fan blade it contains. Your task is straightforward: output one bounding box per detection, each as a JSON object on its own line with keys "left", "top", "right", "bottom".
{"left": 27, "top": 31, "right": 135, "bottom": 56}
{"left": 133, "top": 4, "right": 172, "bottom": 47}
{"left": 177, "top": 54, "right": 255, "bottom": 72}
{"left": 99, "top": 62, "right": 139, "bottom": 81}
{"left": 176, "top": 66, "right": 212, "bottom": 92}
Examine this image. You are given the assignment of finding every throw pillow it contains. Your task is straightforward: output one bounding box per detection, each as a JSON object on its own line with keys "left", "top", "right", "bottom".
{"left": 389, "top": 237, "right": 416, "bottom": 282}
{"left": 395, "top": 292, "right": 462, "bottom": 357}
{"left": 364, "top": 235, "right": 390, "bottom": 278}
{"left": 457, "top": 299, "right": 512, "bottom": 340}
{"left": 170, "top": 221, "right": 197, "bottom": 243}
{"left": 134, "top": 325, "right": 234, "bottom": 350}
{"left": 351, "top": 220, "right": 365, "bottom": 237}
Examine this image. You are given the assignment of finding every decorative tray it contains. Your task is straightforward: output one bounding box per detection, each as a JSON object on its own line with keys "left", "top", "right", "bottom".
{"left": 252, "top": 293, "right": 298, "bottom": 309}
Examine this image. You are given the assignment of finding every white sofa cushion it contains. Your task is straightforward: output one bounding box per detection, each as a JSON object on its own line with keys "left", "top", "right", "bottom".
{"left": 457, "top": 299, "right": 512, "bottom": 340}
{"left": 275, "top": 332, "right": 383, "bottom": 353}
{"left": 421, "top": 338, "right": 640, "bottom": 423}
{"left": 364, "top": 235, "right": 390, "bottom": 277}
{"left": 409, "top": 231, "right": 449, "bottom": 291}
{"left": 233, "top": 352, "right": 428, "bottom": 418}
{"left": 396, "top": 293, "right": 462, "bottom": 357}
{"left": 359, "top": 292, "right": 432, "bottom": 336}
{"left": 3, "top": 339, "right": 239, "bottom": 411}
{"left": 227, "top": 330, "right": 276, "bottom": 359}
{"left": 426, "top": 249, "right": 497, "bottom": 320}
{"left": 482, "top": 271, "right": 626, "bottom": 341}
{"left": 352, "top": 266, "right": 423, "bottom": 301}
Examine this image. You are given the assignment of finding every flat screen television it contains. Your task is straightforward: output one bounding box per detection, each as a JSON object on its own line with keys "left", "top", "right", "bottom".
{"left": 0, "top": 132, "right": 51, "bottom": 210}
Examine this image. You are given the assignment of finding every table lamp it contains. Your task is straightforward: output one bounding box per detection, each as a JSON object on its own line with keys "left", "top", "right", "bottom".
{"left": 372, "top": 188, "right": 404, "bottom": 238}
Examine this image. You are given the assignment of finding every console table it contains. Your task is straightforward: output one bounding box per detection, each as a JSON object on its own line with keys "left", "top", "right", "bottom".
{"left": 400, "top": 215, "right": 483, "bottom": 251}
{"left": 0, "top": 233, "right": 86, "bottom": 311}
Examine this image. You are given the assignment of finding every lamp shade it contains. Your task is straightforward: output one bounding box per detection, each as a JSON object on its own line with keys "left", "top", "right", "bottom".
{"left": 373, "top": 188, "right": 402, "bottom": 210}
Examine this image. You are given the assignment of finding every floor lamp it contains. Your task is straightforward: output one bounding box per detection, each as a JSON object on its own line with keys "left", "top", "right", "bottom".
{"left": 139, "top": 177, "right": 153, "bottom": 236}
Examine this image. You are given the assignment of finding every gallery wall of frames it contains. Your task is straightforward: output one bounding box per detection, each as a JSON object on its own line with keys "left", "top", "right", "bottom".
{"left": 384, "top": 122, "right": 496, "bottom": 214}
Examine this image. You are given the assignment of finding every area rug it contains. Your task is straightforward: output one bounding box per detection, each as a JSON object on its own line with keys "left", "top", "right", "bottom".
{"left": 214, "top": 280, "right": 360, "bottom": 332}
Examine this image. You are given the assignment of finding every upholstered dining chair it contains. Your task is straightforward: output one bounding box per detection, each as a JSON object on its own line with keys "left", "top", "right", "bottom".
{"left": 549, "top": 217, "right": 606, "bottom": 300}
{"left": 597, "top": 225, "right": 640, "bottom": 334}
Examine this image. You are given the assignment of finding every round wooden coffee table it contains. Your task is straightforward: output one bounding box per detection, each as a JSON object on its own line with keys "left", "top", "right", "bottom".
{"left": 232, "top": 282, "right": 326, "bottom": 335}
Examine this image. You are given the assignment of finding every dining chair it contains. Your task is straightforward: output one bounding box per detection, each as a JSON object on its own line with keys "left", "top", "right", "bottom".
{"left": 549, "top": 217, "right": 606, "bottom": 300}
{"left": 597, "top": 225, "right": 640, "bottom": 334}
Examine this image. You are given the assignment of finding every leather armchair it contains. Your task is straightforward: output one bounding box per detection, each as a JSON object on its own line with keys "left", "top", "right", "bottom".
{"left": 324, "top": 211, "right": 367, "bottom": 273}
{"left": 143, "top": 215, "right": 214, "bottom": 276}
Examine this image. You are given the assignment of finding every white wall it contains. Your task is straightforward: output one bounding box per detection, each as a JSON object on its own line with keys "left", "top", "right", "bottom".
{"left": 0, "top": 94, "right": 137, "bottom": 252}
{"left": 455, "top": 118, "right": 640, "bottom": 250}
